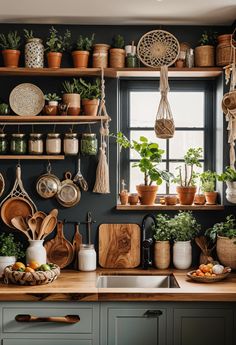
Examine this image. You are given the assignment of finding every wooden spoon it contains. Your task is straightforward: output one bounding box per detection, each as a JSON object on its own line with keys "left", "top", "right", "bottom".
{"left": 40, "top": 215, "right": 57, "bottom": 240}
{"left": 72, "top": 223, "right": 82, "bottom": 269}
{"left": 49, "top": 208, "right": 58, "bottom": 217}
{"left": 11, "top": 216, "right": 32, "bottom": 240}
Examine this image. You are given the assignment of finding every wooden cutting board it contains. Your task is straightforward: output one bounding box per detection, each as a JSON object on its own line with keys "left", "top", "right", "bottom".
{"left": 99, "top": 224, "right": 141, "bottom": 268}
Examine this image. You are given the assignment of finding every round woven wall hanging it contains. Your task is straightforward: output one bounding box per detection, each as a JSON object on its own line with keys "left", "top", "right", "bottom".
{"left": 137, "top": 30, "right": 180, "bottom": 67}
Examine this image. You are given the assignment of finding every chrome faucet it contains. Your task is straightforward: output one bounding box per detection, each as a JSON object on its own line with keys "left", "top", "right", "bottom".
{"left": 141, "top": 214, "right": 156, "bottom": 269}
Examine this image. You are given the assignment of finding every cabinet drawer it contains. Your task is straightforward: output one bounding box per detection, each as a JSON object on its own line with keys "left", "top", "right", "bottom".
{"left": 3, "top": 340, "right": 92, "bottom": 345}
{"left": 3, "top": 306, "right": 93, "bottom": 334}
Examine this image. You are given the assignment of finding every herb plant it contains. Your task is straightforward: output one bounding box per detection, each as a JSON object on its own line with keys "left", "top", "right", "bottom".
{"left": 170, "top": 211, "right": 201, "bottom": 241}
{"left": 152, "top": 214, "right": 172, "bottom": 241}
{"left": 44, "top": 93, "right": 61, "bottom": 102}
{"left": 62, "top": 78, "right": 83, "bottom": 94}
{"left": 46, "top": 27, "right": 71, "bottom": 53}
{"left": 0, "top": 31, "right": 21, "bottom": 50}
{"left": 206, "top": 215, "right": 236, "bottom": 241}
{"left": 218, "top": 166, "right": 236, "bottom": 182}
{"left": 0, "top": 233, "right": 24, "bottom": 258}
{"left": 112, "top": 34, "right": 125, "bottom": 49}
{"left": 115, "top": 132, "right": 172, "bottom": 186}
{"left": 23, "top": 29, "right": 34, "bottom": 41}
{"left": 200, "top": 170, "right": 217, "bottom": 192}
{"left": 79, "top": 78, "right": 101, "bottom": 99}
{"left": 199, "top": 30, "right": 218, "bottom": 46}
{"left": 74, "top": 34, "right": 95, "bottom": 51}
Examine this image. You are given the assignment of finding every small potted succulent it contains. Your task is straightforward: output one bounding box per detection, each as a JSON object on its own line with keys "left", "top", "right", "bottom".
{"left": 45, "top": 27, "right": 71, "bottom": 68}
{"left": 110, "top": 34, "right": 125, "bottom": 68}
{"left": 171, "top": 211, "right": 201, "bottom": 269}
{"left": 195, "top": 30, "right": 217, "bottom": 67}
{"left": 206, "top": 215, "right": 236, "bottom": 269}
{"left": 152, "top": 214, "right": 172, "bottom": 269}
{"left": 218, "top": 166, "right": 236, "bottom": 203}
{"left": 62, "top": 78, "right": 83, "bottom": 115}
{"left": 24, "top": 29, "right": 44, "bottom": 68}
{"left": 72, "top": 33, "right": 95, "bottom": 68}
{"left": 200, "top": 170, "right": 218, "bottom": 205}
{"left": 0, "top": 31, "right": 21, "bottom": 67}
{"left": 173, "top": 147, "right": 203, "bottom": 205}
{"left": 79, "top": 78, "right": 101, "bottom": 116}
{"left": 44, "top": 93, "right": 61, "bottom": 115}
{"left": 0, "top": 233, "right": 24, "bottom": 277}
{"left": 115, "top": 132, "right": 172, "bottom": 205}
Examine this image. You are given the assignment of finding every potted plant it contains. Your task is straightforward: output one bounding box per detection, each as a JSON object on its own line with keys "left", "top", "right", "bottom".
{"left": 0, "top": 233, "right": 24, "bottom": 277}
{"left": 195, "top": 30, "right": 217, "bottom": 67}
{"left": 115, "top": 132, "right": 172, "bottom": 205}
{"left": 44, "top": 93, "right": 61, "bottom": 115}
{"left": 24, "top": 29, "right": 44, "bottom": 68}
{"left": 62, "top": 78, "right": 82, "bottom": 115}
{"left": 206, "top": 215, "right": 236, "bottom": 269}
{"left": 152, "top": 214, "right": 172, "bottom": 269}
{"left": 72, "top": 33, "right": 95, "bottom": 68}
{"left": 200, "top": 170, "right": 218, "bottom": 205}
{"left": 110, "top": 34, "right": 125, "bottom": 68}
{"left": 45, "top": 26, "right": 71, "bottom": 68}
{"left": 0, "top": 31, "right": 21, "bottom": 67}
{"left": 173, "top": 147, "right": 203, "bottom": 205}
{"left": 171, "top": 211, "right": 201, "bottom": 269}
{"left": 218, "top": 166, "right": 236, "bottom": 203}
{"left": 79, "top": 78, "right": 101, "bottom": 116}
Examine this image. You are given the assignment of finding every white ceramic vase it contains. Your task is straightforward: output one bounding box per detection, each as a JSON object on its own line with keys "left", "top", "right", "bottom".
{"left": 226, "top": 181, "right": 236, "bottom": 203}
{"left": 26, "top": 240, "right": 47, "bottom": 265}
{"left": 173, "top": 241, "right": 192, "bottom": 269}
{"left": 0, "top": 256, "right": 16, "bottom": 277}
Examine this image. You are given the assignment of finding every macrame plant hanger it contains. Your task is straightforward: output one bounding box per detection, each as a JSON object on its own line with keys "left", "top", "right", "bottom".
{"left": 154, "top": 65, "right": 175, "bottom": 139}
{"left": 93, "top": 68, "right": 110, "bottom": 194}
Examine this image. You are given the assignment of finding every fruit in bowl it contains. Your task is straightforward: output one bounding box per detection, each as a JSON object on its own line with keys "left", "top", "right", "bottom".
{"left": 11, "top": 261, "right": 57, "bottom": 273}
{"left": 191, "top": 263, "right": 230, "bottom": 277}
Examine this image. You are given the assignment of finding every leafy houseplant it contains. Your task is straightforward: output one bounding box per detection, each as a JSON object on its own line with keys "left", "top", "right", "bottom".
{"left": 0, "top": 233, "right": 24, "bottom": 277}
{"left": 0, "top": 31, "right": 21, "bottom": 67}
{"left": 23, "top": 29, "right": 34, "bottom": 41}
{"left": 174, "top": 147, "right": 203, "bottom": 205}
{"left": 44, "top": 93, "right": 61, "bottom": 115}
{"left": 46, "top": 27, "right": 71, "bottom": 68}
{"left": 218, "top": 166, "right": 236, "bottom": 204}
{"left": 115, "top": 132, "right": 172, "bottom": 205}
{"left": 200, "top": 170, "right": 218, "bottom": 204}
{"left": 110, "top": 34, "right": 125, "bottom": 68}
{"left": 80, "top": 78, "right": 101, "bottom": 116}
{"left": 72, "top": 34, "right": 95, "bottom": 68}
{"left": 206, "top": 215, "right": 236, "bottom": 269}
{"left": 24, "top": 29, "right": 44, "bottom": 68}
{"left": 45, "top": 93, "right": 61, "bottom": 103}
{"left": 195, "top": 30, "right": 217, "bottom": 67}
{"left": 62, "top": 78, "right": 82, "bottom": 115}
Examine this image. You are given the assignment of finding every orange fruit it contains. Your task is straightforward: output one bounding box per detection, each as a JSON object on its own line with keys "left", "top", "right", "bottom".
{"left": 199, "top": 264, "right": 205, "bottom": 271}
{"left": 28, "top": 261, "right": 40, "bottom": 270}
{"left": 198, "top": 272, "right": 205, "bottom": 277}
{"left": 201, "top": 265, "right": 210, "bottom": 273}
{"left": 196, "top": 269, "right": 202, "bottom": 276}
{"left": 12, "top": 262, "right": 25, "bottom": 271}
{"left": 25, "top": 267, "right": 35, "bottom": 273}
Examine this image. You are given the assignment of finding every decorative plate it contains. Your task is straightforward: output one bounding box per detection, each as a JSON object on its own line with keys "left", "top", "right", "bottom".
{"left": 9, "top": 83, "right": 45, "bottom": 116}
{"left": 187, "top": 268, "right": 231, "bottom": 283}
{"left": 137, "top": 30, "right": 180, "bottom": 67}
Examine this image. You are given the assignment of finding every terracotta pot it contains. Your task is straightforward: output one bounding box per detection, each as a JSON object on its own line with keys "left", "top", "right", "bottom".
{"left": 44, "top": 105, "right": 57, "bottom": 115}
{"left": 205, "top": 191, "right": 217, "bottom": 205}
{"left": 195, "top": 45, "right": 215, "bottom": 67}
{"left": 176, "top": 186, "right": 197, "bottom": 205}
{"left": 164, "top": 195, "right": 177, "bottom": 205}
{"left": 109, "top": 48, "right": 125, "bottom": 68}
{"left": 154, "top": 241, "right": 170, "bottom": 269}
{"left": 136, "top": 184, "right": 158, "bottom": 205}
{"left": 194, "top": 194, "right": 206, "bottom": 205}
{"left": 216, "top": 236, "right": 236, "bottom": 269}
{"left": 128, "top": 193, "right": 139, "bottom": 205}
{"left": 47, "top": 52, "right": 62, "bottom": 68}
{"left": 2, "top": 49, "right": 20, "bottom": 67}
{"left": 82, "top": 99, "right": 99, "bottom": 116}
{"left": 62, "top": 94, "right": 81, "bottom": 116}
{"left": 119, "top": 191, "right": 129, "bottom": 205}
{"left": 72, "top": 51, "right": 89, "bottom": 68}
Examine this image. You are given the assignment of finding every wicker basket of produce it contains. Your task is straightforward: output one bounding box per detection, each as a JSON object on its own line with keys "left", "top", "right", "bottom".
{"left": 3, "top": 263, "right": 60, "bottom": 285}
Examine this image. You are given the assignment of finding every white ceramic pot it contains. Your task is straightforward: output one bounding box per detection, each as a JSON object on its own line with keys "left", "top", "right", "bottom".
{"left": 0, "top": 256, "right": 16, "bottom": 277}
{"left": 26, "top": 240, "right": 46, "bottom": 265}
{"left": 25, "top": 38, "right": 44, "bottom": 68}
{"left": 173, "top": 241, "right": 192, "bottom": 269}
{"left": 226, "top": 181, "right": 236, "bottom": 203}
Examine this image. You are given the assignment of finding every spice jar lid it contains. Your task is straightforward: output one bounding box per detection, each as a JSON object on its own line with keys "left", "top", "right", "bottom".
{"left": 12, "top": 133, "right": 25, "bottom": 138}
{"left": 64, "top": 133, "right": 78, "bottom": 139}
{"left": 0, "top": 133, "right": 7, "bottom": 138}
{"left": 82, "top": 133, "right": 96, "bottom": 138}
{"left": 47, "top": 133, "right": 60, "bottom": 138}
{"left": 80, "top": 244, "right": 95, "bottom": 250}
{"left": 29, "top": 133, "right": 43, "bottom": 139}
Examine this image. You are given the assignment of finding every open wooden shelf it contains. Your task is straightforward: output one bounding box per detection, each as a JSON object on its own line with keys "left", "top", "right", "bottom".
{"left": 0, "top": 155, "right": 65, "bottom": 160}
{"left": 0, "top": 67, "right": 102, "bottom": 77}
{"left": 116, "top": 204, "right": 224, "bottom": 211}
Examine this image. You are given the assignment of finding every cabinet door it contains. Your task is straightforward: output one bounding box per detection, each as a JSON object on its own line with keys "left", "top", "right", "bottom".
{"left": 101, "top": 303, "right": 166, "bottom": 345}
{"left": 3, "top": 340, "right": 92, "bottom": 345}
{"left": 173, "top": 308, "right": 233, "bottom": 345}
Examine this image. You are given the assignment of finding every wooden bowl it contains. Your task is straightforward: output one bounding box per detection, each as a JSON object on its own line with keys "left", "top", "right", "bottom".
{"left": 187, "top": 268, "right": 231, "bottom": 283}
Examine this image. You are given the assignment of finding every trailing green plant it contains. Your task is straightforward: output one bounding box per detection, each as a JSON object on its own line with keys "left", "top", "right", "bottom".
{"left": 170, "top": 211, "right": 201, "bottom": 241}
{"left": 23, "top": 29, "right": 34, "bottom": 41}
{"left": 0, "top": 233, "right": 24, "bottom": 258}
{"left": 112, "top": 34, "right": 125, "bottom": 49}
{"left": 74, "top": 33, "right": 95, "bottom": 51}
{"left": 200, "top": 170, "right": 217, "bottom": 192}
{"left": 45, "top": 26, "right": 71, "bottom": 53}
{"left": 0, "top": 31, "right": 21, "bottom": 50}
{"left": 218, "top": 166, "right": 236, "bottom": 182}
{"left": 206, "top": 215, "right": 236, "bottom": 241}
{"left": 199, "top": 30, "right": 218, "bottom": 46}
{"left": 79, "top": 78, "right": 101, "bottom": 99}
{"left": 114, "top": 132, "right": 173, "bottom": 186}
{"left": 62, "top": 78, "right": 83, "bottom": 94}
{"left": 172, "top": 147, "right": 203, "bottom": 187}
{"left": 152, "top": 214, "right": 172, "bottom": 241}
{"left": 44, "top": 93, "right": 61, "bottom": 102}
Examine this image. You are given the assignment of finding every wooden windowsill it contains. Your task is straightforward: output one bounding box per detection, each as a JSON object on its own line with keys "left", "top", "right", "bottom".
{"left": 116, "top": 204, "right": 224, "bottom": 211}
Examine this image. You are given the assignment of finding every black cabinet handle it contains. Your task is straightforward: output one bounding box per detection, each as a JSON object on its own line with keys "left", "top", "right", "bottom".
{"left": 15, "top": 314, "right": 80, "bottom": 324}
{"left": 144, "top": 310, "right": 163, "bottom": 318}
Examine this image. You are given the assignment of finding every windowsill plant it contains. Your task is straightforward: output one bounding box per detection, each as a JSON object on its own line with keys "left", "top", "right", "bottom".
{"left": 218, "top": 166, "right": 236, "bottom": 204}
{"left": 0, "top": 31, "right": 21, "bottom": 67}
{"left": 0, "top": 233, "right": 24, "bottom": 277}
{"left": 45, "top": 27, "right": 71, "bottom": 68}
{"left": 200, "top": 170, "right": 218, "bottom": 205}
{"left": 72, "top": 34, "right": 95, "bottom": 68}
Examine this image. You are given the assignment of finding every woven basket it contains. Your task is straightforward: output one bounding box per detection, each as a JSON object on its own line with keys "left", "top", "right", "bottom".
{"left": 216, "top": 236, "right": 236, "bottom": 269}
{"left": 216, "top": 34, "right": 236, "bottom": 67}
{"left": 3, "top": 265, "right": 60, "bottom": 285}
{"left": 195, "top": 45, "right": 215, "bottom": 67}
{"left": 155, "top": 119, "right": 175, "bottom": 139}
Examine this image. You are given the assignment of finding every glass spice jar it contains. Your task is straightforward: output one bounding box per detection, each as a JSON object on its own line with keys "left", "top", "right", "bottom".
{"left": 63, "top": 132, "right": 79, "bottom": 156}
{"left": 28, "top": 133, "right": 43, "bottom": 155}
{"left": 78, "top": 244, "right": 97, "bottom": 271}
{"left": 0, "top": 133, "right": 8, "bottom": 154}
{"left": 10, "top": 134, "right": 27, "bottom": 154}
{"left": 46, "top": 133, "right": 61, "bottom": 155}
{"left": 81, "top": 133, "right": 97, "bottom": 156}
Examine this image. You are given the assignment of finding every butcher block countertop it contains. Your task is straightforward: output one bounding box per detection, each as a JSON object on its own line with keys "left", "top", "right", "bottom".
{"left": 0, "top": 268, "right": 236, "bottom": 302}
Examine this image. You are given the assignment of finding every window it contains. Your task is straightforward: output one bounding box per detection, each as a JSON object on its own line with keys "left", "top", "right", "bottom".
{"left": 119, "top": 79, "right": 215, "bottom": 194}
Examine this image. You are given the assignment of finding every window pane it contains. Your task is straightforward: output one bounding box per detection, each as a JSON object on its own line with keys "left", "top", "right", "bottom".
{"left": 130, "top": 91, "right": 204, "bottom": 128}
{"left": 169, "top": 131, "right": 204, "bottom": 160}
{"left": 130, "top": 130, "right": 166, "bottom": 160}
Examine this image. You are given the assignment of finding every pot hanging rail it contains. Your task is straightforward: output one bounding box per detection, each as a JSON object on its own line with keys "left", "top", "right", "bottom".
{"left": 154, "top": 65, "right": 175, "bottom": 139}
